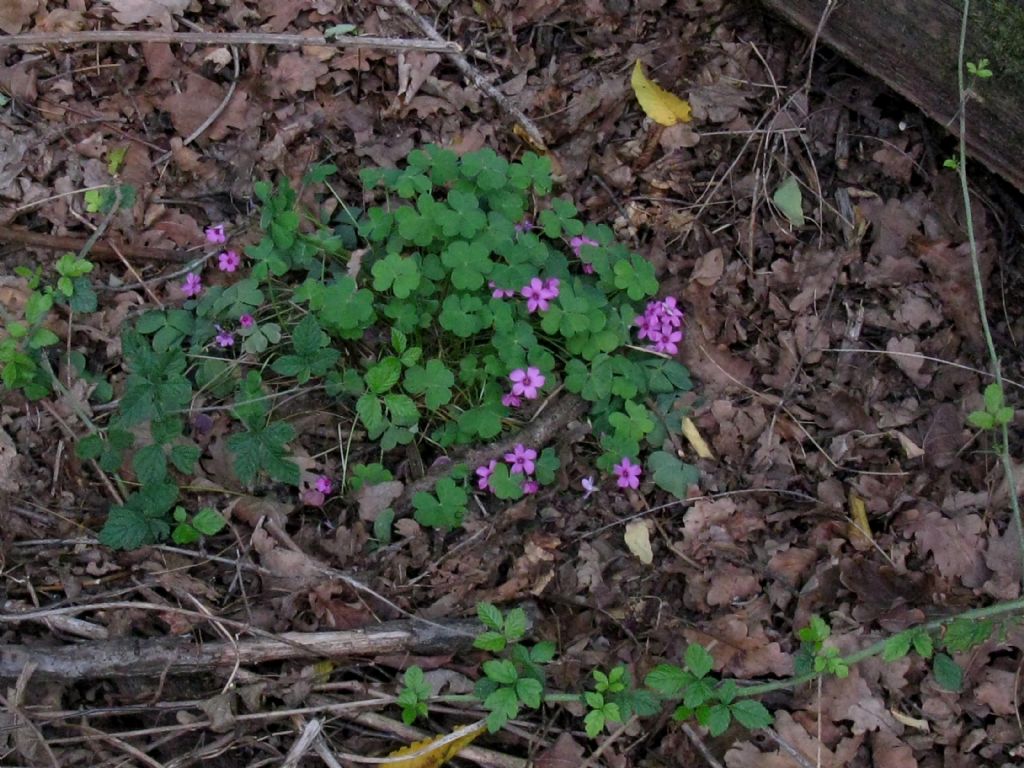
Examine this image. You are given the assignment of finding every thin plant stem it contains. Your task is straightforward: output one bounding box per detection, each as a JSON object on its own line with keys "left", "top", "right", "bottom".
{"left": 956, "top": 0, "right": 1024, "bottom": 587}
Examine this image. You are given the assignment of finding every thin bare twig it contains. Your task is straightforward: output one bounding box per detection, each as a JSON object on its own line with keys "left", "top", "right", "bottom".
{"left": 0, "top": 30, "right": 461, "bottom": 53}
{"left": 387, "top": 0, "right": 548, "bottom": 151}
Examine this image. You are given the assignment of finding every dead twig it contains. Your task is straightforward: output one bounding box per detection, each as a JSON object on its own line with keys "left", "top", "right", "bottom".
{"left": 0, "top": 30, "right": 461, "bottom": 53}
{"left": 679, "top": 722, "right": 726, "bottom": 768}
{"left": 0, "top": 225, "right": 192, "bottom": 263}
{"left": 387, "top": 0, "right": 548, "bottom": 151}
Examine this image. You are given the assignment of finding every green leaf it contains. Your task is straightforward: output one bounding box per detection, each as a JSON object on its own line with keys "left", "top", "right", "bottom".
{"left": 404, "top": 359, "right": 455, "bottom": 410}
{"left": 373, "top": 508, "right": 394, "bottom": 544}
{"left": 983, "top": 382, "right": 1004, "bottom": 412}
{"left": 883, "top": 632, "right": 913, "bottom": 662}
{"left": 504, "top": 608, "right": 528, "bottom": 642}
{"left": 967, "top": 410, "right": 995, "bottom": 429}
{"left": 515, "top": 678, "right": 543, "bottom": 709}
{"left": 912, "top": 631, "right": 934, "bottom": 659}
{"left": 773, "top": 175, "right": 805, "bottom": 227}
{"left": 530, "top": 641, "right": 556, "bottom": 664}
{"left": 172, "top": 523, "right": 200, "bottom": 545}
{"left": 584, "top": 709, "right": 606, "bottom": 739}
{"left": 356, "top": 394, "right": 385, "bottom": 437}
{"left": 477, "top": 602, "right": 504, "bottom": 631}
{"left": 365, "top": 357, "right": 403, "bottom": 394}
{"left": 730, "top": 699, "right": 773, "bottom": 730}
{"left": 29, "top": 328, "right": 59, "bottom": 349}
{"left": 484, "top": 659, "right": 519, "bottom": 685}
{"left": 291, "top": 314, "right": 326, "bottom": 357}
{"left": 942, "top": 618, "right": 993, "bottom": 652}
{"left": 646, "top": 451, "right": 699, "bottom": 498}
{"left": 474, "top": 631, "right": 507, "bottom": 652}
{"left": 132, "top": 443, "right": 167, "bottom": 485}
{"left": 372, "top": 252, "right": 421, "bottom": 298}
{"left": 484, "top": 686, "right": 518, "bottom": 732}
{"left": 645, "top": 664, "right": 690, "bottom": 697}
{"left": 442, "top": 240, "right": 492, "bottom": 291}
{"left": 191, "top": 507, "right": 227, "bottom": 536}
{"left": 933, "top": 653, "right": 963, "bottom": 692}
{"left": 412, "top": 477, "right": 466, "bottom": 529}
{"left": 701, "top": 704, "right": 732, "bottom": 737}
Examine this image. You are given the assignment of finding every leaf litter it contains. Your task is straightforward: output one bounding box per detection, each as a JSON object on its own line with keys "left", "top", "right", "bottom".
{"left": 0, "top": 0, "right": 1022, "bottom": 766}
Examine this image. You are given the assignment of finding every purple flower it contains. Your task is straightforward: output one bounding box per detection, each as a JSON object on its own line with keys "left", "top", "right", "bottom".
{"left": 634, "top": 296, "right": 686, "bottom": 355}
{"left": 489, "top": 281, "right": 515, "bottom": 299}
{"left": 205, "top": 224, "right": 227, "bottom": 244}
{"left": 522, "top": 479, "right": 539, "bottom": 494}
{"left": 613, "top": 457, "right": 642, "bottom": 490}
{"left": 570, "top": 235, "right": 598, "bottom": 257}
{"left": 181, "top": 272, "right": 202, "bottom": 298}
{"left": 476, "top": 460, "right": 497, "bottom": 491}
{"left": 218, "top": 250, "right": 241, "bottom": 272}
{"left": 543, "top": 277, "right": 560, "bottom": 299}
{"left": 315, "top": 475, "right": 334, "bottom": 495}
{"left": 521, "top": 277, "right": 551, "bottom": 313}
{"left": 239, "top": 313, "right": 255, "bottom": 329}
{"left": 581, "top": 476, "right": 596, "bottom": 498}
{"left": 501, "top": 392, "right": 522, "bottom": 408}
{"left": 215, "top": 326, "right": 234, "bottom": 348}
{"left": 515, "top": 218, "right": 534, "bottom": 233}
{"left": 504, "top": 444, "right": 537, "bottom": 476}
{"left": 509, "top": 366, "right": 545, "bottom": 400}
{"left": 582, "top": 263, "right": 595, "bottom": 275}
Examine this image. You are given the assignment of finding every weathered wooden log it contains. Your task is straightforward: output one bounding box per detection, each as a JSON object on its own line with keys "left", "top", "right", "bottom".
{"left": 760, "top": 0, "right": 1024, "bottom": 191}
{"left": 0, "top": 617, "right": 482, "bottom": 681}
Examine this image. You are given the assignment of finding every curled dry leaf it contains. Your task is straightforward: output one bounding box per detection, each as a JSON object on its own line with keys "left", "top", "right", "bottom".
{"left": 0, "top": 0, "right": 38, "bottom": 35}
{"left": 631, "top": 60, "right": 692, "bottom": 126}
{"left": 624, "top": 520, "right": 654, "bottom": 565}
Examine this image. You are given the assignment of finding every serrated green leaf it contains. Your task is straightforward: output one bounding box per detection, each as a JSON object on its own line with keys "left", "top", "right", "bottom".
{"left": 516, "top": 678, "right": 543, "bottom": 709}
{"left": 730, "top": 699, "right": 773, "bottom": 730}
{"left": 191, "top": 507, "right": 226, "bottom": 536}
{"left": 133, "top": 443, "right": 167, "bottom": 485}
{"left": 883, "top": 632, "right": 912, "bottom": 662}
{"left": 478, "top": 602, "right": 504, "bottom": 631}
{"left": 474, "top": 631, "right": 507, "bottom": 652}
{"left": 365, "top": 357, "right": 402, "bottom": 394}
{"left": 504, "top": 608, "right": 528, "bottom": 641}
{"left": 645, "top": 664, "right": 690, "bottom": 697}
{"left": 484, "top": 659, "right": 518, "bottom": 685}
{"left": 933, "top": 653, "right": 963, "bottom": 692}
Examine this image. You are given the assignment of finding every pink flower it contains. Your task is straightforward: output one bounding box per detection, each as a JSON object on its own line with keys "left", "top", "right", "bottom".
{"left": 315, "top": 475, "right": 334, "bottom": 495}
{"left": 634, "top": 297, "right": 686, "bottom": 355}
{"left": 504, "top": 444, "right": 537, "bottom": 476}
{"left": 521, "top": 277, "right": 551, "bottom": 313}
{"left": 215, "top": 328, "right": 234, "bottom": 348}
{"left": 509, "top": 367, "right": 545, "bottom": 400}
{"left": 181, "top": 272, "right": 202, "bottom": 298}
{"left": 501, "top": 392, "right": 522, "bottom": 408}
{"left": 581, "top": 476, "right": 596, "bottom": 498}
{"left": 239, "top": 313, "right": 255, "bottom": 329}
{"left": 543, "top": 278, "right": 560, "bottom": 300}
{"left": 218, "top": 250, "right": 241, "bottom": 272}
{"left": 205, "top": 224, "right": 227, "bottom": 244}
{"left": 522, "top": 479, "right": 539, "bottom": 494}
{"left": 489, "top": 281, "right": 515, "bottom": 299}
{"left": 583, "top": 263, "right": 595, "bottom": 274}
{"left": 476, "top": 460, "right": 497, "bottom": 491}
{"left": 613, "top": 457, "right": 642, "bottom": 490}
{"left": 515, "top": 218, "right": 534, "bottom": 233}
{"left": 570, "top": 236, "right": 598, "bottom": 257}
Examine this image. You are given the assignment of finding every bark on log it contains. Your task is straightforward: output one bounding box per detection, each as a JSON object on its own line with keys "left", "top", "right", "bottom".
{"left": 760, "top": 0, "right": 1024, "bottom": 191}
{"left": 0, "top": 617, "right": 481, "bottom": 681}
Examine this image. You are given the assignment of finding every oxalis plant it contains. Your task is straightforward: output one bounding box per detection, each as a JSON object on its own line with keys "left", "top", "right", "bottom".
{"left": 50, "top": 143, "right": 700, "bottom": 548}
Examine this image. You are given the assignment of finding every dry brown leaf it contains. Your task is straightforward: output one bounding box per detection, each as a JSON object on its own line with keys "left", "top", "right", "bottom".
{"left": 357, "top": 480, "right": 405, "bottom": 521}
{"left": 107, "top": 0, "right": 188, "bottom": 29}
{"left": 871, "top": 730, "right": 918, "bottom": 768}
{"left": 624, "top": 520, "right": 654, "bottom": 565}
{"left": 903, "top": 507, "right": 988, "bottom": 587}
{"left": 269, "top": 52, "right": 329, "bottom": 96}
{"left": 0, "top": 0, "right": 38, "bottom": 34}
{"left": 535, "top": 733, "right": 585, "bottom": 768}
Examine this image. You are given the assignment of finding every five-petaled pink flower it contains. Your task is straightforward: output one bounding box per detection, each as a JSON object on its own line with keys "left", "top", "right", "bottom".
{"left": 521, "top": 277, "right": 560, "bottom": 313}
{"left": 181, "top": 272, "right": 202, "bottom": 298}
{"left": 505, "top": 444, "right": 537, "bottom": 476}
{"left": 315, "top": 475, "right": 334, "bottom": 495}
{"left": 635, "top": 296, "right": 685, "bottom": 355}
{"left": 509, "top": 367, "right": 545, "bottom": 400}
{"left": 501, "top": 392, "right": 522, "bottom": 408}
{"left": 215, "top": 328, "right": 234, "bottom": 348}
{"left": 205, "top": 224, "right": 227, "bottom": 244}
{"left": 239, "top": 313, "right": 255, "bottom": 329}
{"left": 613, "top": 457, "right": 642, "bottom": 490}
{"left": 218, "top": 250, "right": 241, "bottom": 272}
{"left": 476, "top": 460, "right": 497, "bottom": 491}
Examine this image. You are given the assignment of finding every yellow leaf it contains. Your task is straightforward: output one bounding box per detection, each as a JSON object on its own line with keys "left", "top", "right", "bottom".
{"left": 681, "top": 417, "right": 713, "bottom": 459}
{"left": 624, "top": 520, "right": 654, "bottom": 565}
{"left": 847, "top": 491, "right": 873, "bottom": 549}
{"left": 385, "top": 720, "right": 486, "bottom": 768}
{"left": 631, "top": 60, "right": 692, "bottom": 126}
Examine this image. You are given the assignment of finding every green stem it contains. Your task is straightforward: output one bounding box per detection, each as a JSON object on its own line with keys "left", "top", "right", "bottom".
{"left": 736, "top": 597, "right": 1024, "bottom": 698}
{"left": 956, "top": 0, "right": 1024, "bottom": 587}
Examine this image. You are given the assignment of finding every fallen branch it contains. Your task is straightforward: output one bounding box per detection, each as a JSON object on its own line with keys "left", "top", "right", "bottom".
{"left": 400, "top": 394, "right": 588, "bottom": 503}
{"left": 0, "top": 616, "right": 482, "bottom": 681}
{"left": 0, "top": 226, "right": 191, "bottom": 263}
{"left": 0, "top": 30, "right": 461, "bottom": 54}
